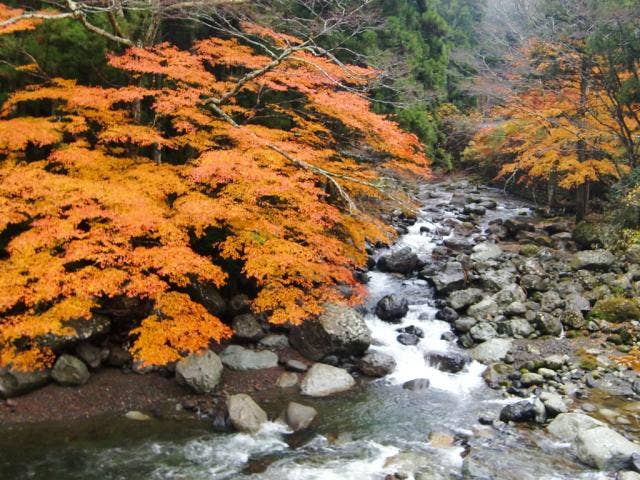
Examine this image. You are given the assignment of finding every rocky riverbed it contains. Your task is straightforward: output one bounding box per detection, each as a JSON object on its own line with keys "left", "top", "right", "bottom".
{"left": 2, "top": 178, "right": 640, "bottom": 480}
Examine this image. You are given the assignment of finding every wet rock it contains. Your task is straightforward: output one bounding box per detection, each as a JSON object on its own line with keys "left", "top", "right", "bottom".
{"left": 428, "top": 261, "right": 467, "bottom": 294}
{"left": 125, "top": 411, "right": 151, "bottom": 421}
{"left": 290, "top": 304, "right": 371, "bottom": 361}
{"left": 0, "top": 367, "right": 50, "bottom": 398}
{"left": 435, "top": 307, "right": 459, "bottom": 323}
{"left": 227, "top": 394, "right": 268, "bottom": 433}
{"left": 358, "top": 351, "right": 396, "bottom": 378}
{"left": 377, "top": 247, "right": 422, "bottom": 274}
{"left": 396, "top": 325, "right": 424, "bottom": 338}
{"left": 397, "top": 333, "right": 420, "bottom": 346}
{"left": 403, "top": 378, "right": 430, "bottom": 391}
{"left": 300, "top": 363, "right": 355, "bottom": 397}
{"left": 276, "top": 372, "right": 299, "bottom": 388}
{"left": 51, "top": 354, "right": 90, "bottom": 386}
{"left": 464, "top": 204, "right": 486, "bottom": 216}
{"left": 284, "top": 402, "right": 318, "bottom": 432}
{"left": 175, "top": 350, "right": 223, "bottom": 394}
{"left": 232, "top": 314, "right": 265, "bottom": 342}
{"left": 470, "top": 242, "right": 503, "bottom": 262}
{"left": 535, "top": 312, "right": 563, "bottom": 336}
{"left": 618, "top": 472, "right": 640, "bottom": 480}
{"left": 426, "top": 351, "right": 470, "bottom": 373}
{"left": 499, "top": 401, "right": 538, "bottom": 423}
{"left": 571, "top": 250, "right": 615, "bottom": 271}
{"left": 479, "top": 412, "right": 497, "bottom": 425}
{"left": 471, "top": 339, "right": 512, "bottom": 364}
{"left": 469, "top": 322, "right": 497, "bottom": 342}
{"left": 576, "top": 426, "right": 640, "bottom": 470}
{"left": 461, "top": 457, "right": 494, "bottom": 480}
{"left": 375, "top": 295, "right": 410, "bottom": 323}
{"left": 449, "top": 288, "right": 484, "bottom": 311}
{"left": 220, "top": 345, "right": 279, "bottom": 371}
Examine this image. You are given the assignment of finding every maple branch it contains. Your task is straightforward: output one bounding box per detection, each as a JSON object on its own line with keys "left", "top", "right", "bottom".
{"left": 64, "top": 0, "right": 134, "bottom": 46}
{"left": 0, "top": 11, "right": 73, "bottom": 28}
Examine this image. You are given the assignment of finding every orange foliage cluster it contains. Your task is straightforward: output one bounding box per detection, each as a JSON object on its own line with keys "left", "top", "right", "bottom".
{"left": 0, "top": 4, "right": 41, "bottom": 35}
{"left": 0, "top": 26, "right": 429, "bottom": 369}
{"left": 465, "top": 41, "right": 630, "bottom": 191}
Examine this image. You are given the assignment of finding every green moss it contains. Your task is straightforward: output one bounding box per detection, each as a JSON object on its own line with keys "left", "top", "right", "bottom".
{"left": 589, "top": 296, "right": 640, "bottom": 323}
{"left": 520, "top": 244, "right": 539, "bottom": 257}
{"left": 579, "top": 355, "right": 599, "bottom": 371}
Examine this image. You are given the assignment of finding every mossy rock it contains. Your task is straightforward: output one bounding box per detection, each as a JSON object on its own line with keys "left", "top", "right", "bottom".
{"left": 520, "top": 244, "right": 539, "bottom": 257}
{"left": 589, "top": 296, "right": 640, "bottom": 323}
{"left": 579, "top": 354, "right": 599, "bottom": 371}
{"left": 573, "top": 221, "right": 604, "bottom": 249}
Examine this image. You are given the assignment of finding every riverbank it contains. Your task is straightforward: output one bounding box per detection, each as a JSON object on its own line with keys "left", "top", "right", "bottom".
{"left": 2, "top": 177, "right": 640, "bottom": 480}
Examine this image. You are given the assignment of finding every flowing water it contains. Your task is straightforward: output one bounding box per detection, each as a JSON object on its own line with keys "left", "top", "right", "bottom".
{"left": 0, "top": 182, "right": 614, "bottom": 480}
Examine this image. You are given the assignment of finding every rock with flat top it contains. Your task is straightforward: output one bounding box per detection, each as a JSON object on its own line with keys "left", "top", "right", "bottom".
{"left": 300, "top": 363, "right": 355, "bottom": 397}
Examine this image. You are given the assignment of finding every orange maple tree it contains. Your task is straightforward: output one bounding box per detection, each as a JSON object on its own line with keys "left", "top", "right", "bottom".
{"left": 0, "top": 25, "right": 429, "bottom": 369}
{"left": 464, "top": 41, "right": 633, "bottom": 214}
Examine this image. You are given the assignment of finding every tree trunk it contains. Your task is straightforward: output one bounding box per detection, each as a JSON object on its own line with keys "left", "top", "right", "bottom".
{"left": 575, "top": 56, "right": 590, "bottom": 219}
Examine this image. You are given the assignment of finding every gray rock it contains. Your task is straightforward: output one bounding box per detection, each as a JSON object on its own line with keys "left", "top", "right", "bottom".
{"left": 0, "top": 368, "right": 49, "bottom": 398}
{"left": 576, "top": 426, "right": 640, "bottom": 470}
{"left": 454, "top": 317, "right": 477, "bottom": 333}
{"left": 429, "top": 261, "right": 467, "bottom": 294}
{"left": 276, "top": 372, "right": 299, "bottom": 388}
{"left": 471, "top": 242, "right": 503, "bottom": 262}
{"left": 471, "top": 339, "right": 512, "bottom": 364}
{"left": 51, "top": 354, "right": 90, "bottom": 386}
{"left": 188, "top": 281, "right": 227, "bottom": 316}
{"left": 521, "top": 274, "right": 549, "bottom": 292}
{"left": 539, "top": 391, "right": 567, "bottom": 417}
{"left": 495, "top": 285, "right": 527, "bottom": 306}
{"left": 547, "top": 412, "right": 605, "bottom": 442}
{"left": 435, "top": 307, "right": 459, "bottom": 323}
{"left": 397, "top": 333, "right": 420, "bottom": 345}
{"left": 375, "top": 294, "right": 409, "bottom": 323}
{"left": 470, "top": 322, "right": 497, "bottom": 342}
{"left": 289, "top": 304, "right": 371, "bottom": 361}
{"left": 220, "top": 345, "right": 278, "bottom": 371}
{"left": 618, "top": 472, "right": 640, "bottom": 480}
{"left": 284, "top": 402, "right": 317, "bottom": 431}
{"left": 377, "top": 247, "right": 422, "bottom": 274}
{"left": 544, "top": 354, "right": 569, "bottom": 370}
{"left": 231, "top": 314, "right": 265, "bottom": 342}
{"left": 520, "top": 372, "right": 544, "bottom": 386}
{"left": 175, "top": 350, "right": 223, "bottom": 394}
{"left": 540, "top": 291, "right": 564, "bottom": 312}
{"left": 75, "top": 342, "right": 106, "bottom": 369}
{"left": 536, "top": 312, "right": 563, "bottom": 336}
{"left": 626, "top": 244, "right": 640, "bottom": 264}
{"left": 505, "top": 301, "right": 528, "bottom": 316}
{"left": 40, "top": 314, "right": 111, "bottom": 351}
{"left": 449, "top": 288, "right": 484, "bottom": 311}
{"left": 403, "top": 378, "right": 431, "bottom": 391}
{"left": 566, "top": 293, "right": 590, "bottom": 312}
{"left": 571, "top": 250, "right": 615, "bottom": 271}
{"left": 229, "top": 294, "right": 251, "bottom": 316}
{"left": 507, "top": 318, "right": 533, "bottom": 338}
{"left": 300, "top": 363, "right": 355, "bottom": 397}
{"left": 227, "top": 394, "right": 268, "bottom": 433}
{"left": 480, "top": 268, "right": 517, "bottom": 291}
{"left": 358, "top": 351, "right": 396, "bottom": 378}
{"left": 285, "top": 359, "right": 308, "bottom": 373}
{"left": 259, "top": 334, "right": 289, "bottom": 349}
{"left": 500, "top": 401, "right": 538, "bottom": 423}
{"left": 468, "top": 298, "right": 499, "bottom": 321}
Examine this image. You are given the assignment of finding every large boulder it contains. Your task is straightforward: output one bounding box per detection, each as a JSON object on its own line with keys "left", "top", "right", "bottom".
{"left": 547, "top": 412, "right": 605, "bottom": 442}
{"left": 377, "top": 247, "right": 422, "bottom": 274}
{"left": 470, "top": 338, "right": 512, "bottom": 364}
{"left": 289, "top": 304, "right": 371, "bottom": 361}
{"left": 40, "top": 314, "right": 111, "bottom": 351}
{"left": 428, "top": 261, "right": 467, "bottom": 294}
{"left": 0, "top": 367, "right": 50, "bottom": 398}
{"left": 576, "top": 427, "right": 640, "bottom": 470}
{"left": 358, "top": 351, "right": 396, "bottom": 378}
{"left": 283, "top": 402, "right": 318, "bottom": 432}
{"left": 220, "top": 345, "right": 278, "bottom": 370}
{"left": 227, "top": 394, "right": 268, "bottom": 433}
{"left": 571, "top": 250, "right": 615, "bottom": 271}
{"left": 300, "top": 363, "right": 355, "bottom": 397}
{"left": 175, "top": 350, "right": 223, "bottom": 394}
{"left": 375, "top": 295, "right": 409, "bottom": 323}
{"left": 51, "top": 354, "right": 90, "bottom": 386}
